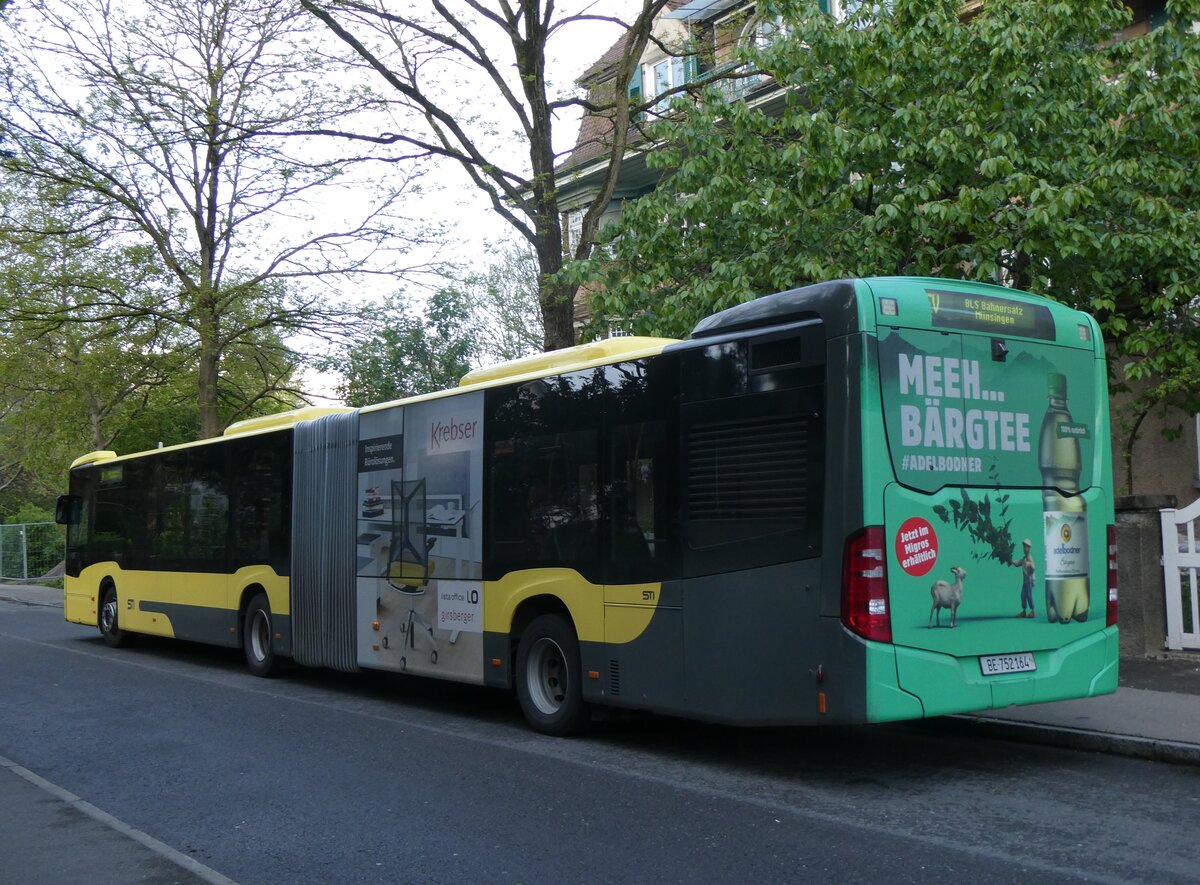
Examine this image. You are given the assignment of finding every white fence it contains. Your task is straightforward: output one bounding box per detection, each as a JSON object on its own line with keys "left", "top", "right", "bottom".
{"left": 0, "top": 522, "right": 64, "bottom": 582}
{"left": 1161, "top": 498, "right": 1200, "bottom": 650}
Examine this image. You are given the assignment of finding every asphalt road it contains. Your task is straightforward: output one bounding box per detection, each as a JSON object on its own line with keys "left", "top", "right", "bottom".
{"left": 3, "top": 601, "right": 1199, "bottom": 884}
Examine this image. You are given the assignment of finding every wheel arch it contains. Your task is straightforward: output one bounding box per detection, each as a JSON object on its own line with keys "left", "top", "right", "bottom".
{"left": 237, "top": 582, "right": 269, "bottom": 623}
{"left": 509, "top": 594, "right": 574, "bottom": 658}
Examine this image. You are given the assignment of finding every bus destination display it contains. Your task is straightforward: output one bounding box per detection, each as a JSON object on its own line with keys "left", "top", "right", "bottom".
{"left": 927, "top": 288, "right": 1055, "bottom": 340}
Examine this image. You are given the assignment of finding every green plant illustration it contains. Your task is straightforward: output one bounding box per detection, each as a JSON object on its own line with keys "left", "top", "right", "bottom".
{"left": 933, "top": 472, "right": 1016, "bottom": 566}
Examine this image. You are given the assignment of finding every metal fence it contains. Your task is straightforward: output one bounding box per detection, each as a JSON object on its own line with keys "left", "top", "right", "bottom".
{"left": 0, "top": 523, "right": 65, "bottom": 582}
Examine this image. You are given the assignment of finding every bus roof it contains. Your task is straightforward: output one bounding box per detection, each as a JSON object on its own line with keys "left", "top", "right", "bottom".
{"left": 68, "top": 406, "right": 353, "bottom": 470}
{"left": 691, "top": 277, "right": 1098, "bottom": 349}
{"left": 456, "top": 336, "right": 680, "bottom": 388}
{"left": 222, "top": 406, "right": 354, "bottom": 437}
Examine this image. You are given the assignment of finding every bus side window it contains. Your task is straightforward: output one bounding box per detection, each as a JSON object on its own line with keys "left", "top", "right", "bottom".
{"left": 149, "top": 453, "right": 189, "bottom": 567}
{"left": 602, "top": 358, "right": 679, "bottom": 585}
{"left": 488, "top": 430, "right": 599, "bottom": 576}
{"left": 184, "top": 446, "right": 230, "bottom": 571}
{"left": 231, "top": 431, "right": 290, "bottom": 572}
{"left": 485, "top": 370, "right": 602, "bottom": 581}
{"left": 607, "top": 419, "right": 676, "bottom": 584}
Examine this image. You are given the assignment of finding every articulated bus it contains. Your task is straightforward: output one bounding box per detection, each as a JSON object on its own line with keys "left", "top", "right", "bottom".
{"left": 57, "top": 277, "right": 1118, "bottom": 734}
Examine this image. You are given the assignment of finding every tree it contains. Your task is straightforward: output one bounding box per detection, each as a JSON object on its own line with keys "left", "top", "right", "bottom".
{"left": 0, "top": 176, "right": 173, "bottom": 496}
{"left": 323, "top": 288, "right": 475, "bottom": 406}
{"left": 299, "top": 0, "right": 686, "bottom": 352}
{"left": 0, "top": 175, "right": 303, "bottom": 501}
{"left": 579, "top": 0, "right": 1200, "bottom": 487}
{"left": 0, "top": 0, "right": 425, "bottom": 437}
{"left": 459, "top": 241, "right": 544, "bottom": 365}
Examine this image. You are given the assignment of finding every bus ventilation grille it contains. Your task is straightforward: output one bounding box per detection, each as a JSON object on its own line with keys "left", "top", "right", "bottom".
{"left": 686, "top": 415, "right": 809, "bottom": 520}
{"left": 609, "top": 660, "right": 621, "bottom": 696}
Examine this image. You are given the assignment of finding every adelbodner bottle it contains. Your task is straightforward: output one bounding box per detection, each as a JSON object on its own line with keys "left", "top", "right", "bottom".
{"left": 1039, "top": 373, "right": 1089, "bottom": 623}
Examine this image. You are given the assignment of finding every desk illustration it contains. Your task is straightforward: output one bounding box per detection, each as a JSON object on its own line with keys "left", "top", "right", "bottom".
{"left": 356, "top": 493, "right": 468, "bottom": 579}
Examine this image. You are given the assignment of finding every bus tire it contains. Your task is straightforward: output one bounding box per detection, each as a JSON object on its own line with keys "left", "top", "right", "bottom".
{"left": 515, "top": 614, "right": 590, "bottom": 736}
{"left": 98, "top": 584, "right": 131, "bottom": 648}
{"left": 243, "top": 592, "right": 279, "bottom": 678}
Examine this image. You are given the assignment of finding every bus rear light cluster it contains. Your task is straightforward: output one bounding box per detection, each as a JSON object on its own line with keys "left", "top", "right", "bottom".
{"left": 1107, "top": 524, "right": 1119, "bottom": 628}
{"left": 842, "top": 526, "right": 892, "bottom": 643}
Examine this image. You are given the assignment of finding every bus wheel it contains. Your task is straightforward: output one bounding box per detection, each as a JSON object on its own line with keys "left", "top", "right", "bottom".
{"left": 98, "top": 584, "right": 130, "bottom": 648}
{"left": 243, "top": 592, "right": 278, "bottom": 678}
{"left": 515, "top": 614, "right": 590, "bottom": 736}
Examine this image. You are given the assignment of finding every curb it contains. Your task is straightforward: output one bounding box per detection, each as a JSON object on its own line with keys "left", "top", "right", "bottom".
{"left": 0, "top": 593, "right": 61, "bottom": 609}
{"left": 946, "top": 714, "right": 1200, "bottom": 768}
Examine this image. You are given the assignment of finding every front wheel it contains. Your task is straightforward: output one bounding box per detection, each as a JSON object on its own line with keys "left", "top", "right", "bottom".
{"left": 515, "top": 614, "right": 590, "bottom": 736}
{"left": 243, "top": 592, "right": 279, "bottom": 677}
{"left": 98, "top": 584, "right": 131, "bottom": 648}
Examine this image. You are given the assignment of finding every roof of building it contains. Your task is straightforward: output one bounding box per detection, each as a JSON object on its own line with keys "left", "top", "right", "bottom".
{"left": 577, "top": 32, "right": 632, "bottom": 86}
{"left": 559, "top": 1, "right": 692, "bottom": 175}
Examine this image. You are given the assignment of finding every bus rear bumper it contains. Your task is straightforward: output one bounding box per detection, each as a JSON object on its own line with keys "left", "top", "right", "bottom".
{"left": 869, "top": 627, "right": 1119, "bottom": 722}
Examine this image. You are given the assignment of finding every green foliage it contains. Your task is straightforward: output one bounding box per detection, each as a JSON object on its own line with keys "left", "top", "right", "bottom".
{"left": 323, "top": 243, "right": 543, "bottom": 407}
{"left": 0, "top": 176, "right": 302, "bottom": 504}
{"left": 323, "top": 289, "right": 475, "bottom": 407}
{"left": 933, "top": 487, "right": 1015, "bottom": 567}
{"left": 3, "top": 502, "right": 54, "bottom": 525}
{"left": 576, "top": 0, "right": 1200, "bottom": 431}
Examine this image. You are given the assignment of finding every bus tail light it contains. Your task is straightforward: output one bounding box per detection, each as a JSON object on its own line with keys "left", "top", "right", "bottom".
{"left": 842, "top": 526, "right": 891, "bottom": 643}
{"left": 1106, "top": 524, "right": 1118, "bottom": 627}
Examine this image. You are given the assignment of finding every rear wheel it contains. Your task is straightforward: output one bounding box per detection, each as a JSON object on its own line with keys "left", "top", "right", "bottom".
{"left": 243, "top": 592, "right": 279, "bottom": 677}
{"left": 98, "top": 584, "right": 131, "bottom": 648}
{"left": 515, "top": 614, "right": 590, "bottom": 736}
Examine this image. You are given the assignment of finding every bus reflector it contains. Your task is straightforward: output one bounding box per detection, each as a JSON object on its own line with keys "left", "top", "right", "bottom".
{"left": 1107, "top": 524, "right": 1119, "bottom": 627}
{"left": 842, "top": 526, "right": 892, "bottom": 643}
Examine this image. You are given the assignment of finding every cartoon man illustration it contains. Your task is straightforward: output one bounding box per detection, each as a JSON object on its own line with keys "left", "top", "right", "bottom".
{"left": 1011, "top": 538, "right": 1036, "bottom": 619}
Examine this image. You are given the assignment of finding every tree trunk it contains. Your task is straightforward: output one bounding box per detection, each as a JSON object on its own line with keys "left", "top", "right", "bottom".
{"left": 1122, "top": 406, "right": 1149, "bottom": 496}
{"left": 197, "top": 301, "right": 221, "bottom": 438}
{"left": 535, "top": 228, "right": 574, "bottom": 350}
{"left": 86, "top": 393, "right": 105, "bottom": 452}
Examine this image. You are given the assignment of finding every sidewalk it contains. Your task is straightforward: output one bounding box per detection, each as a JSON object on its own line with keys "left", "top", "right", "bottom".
{"left": 0, "top": 582, "right": 63, "bottom": 609}
{"left": 954, "top": 656, "right": 1200, "bottom": 766}
{"left": 4, "top": 581, "right": 1200, "bottom": 764}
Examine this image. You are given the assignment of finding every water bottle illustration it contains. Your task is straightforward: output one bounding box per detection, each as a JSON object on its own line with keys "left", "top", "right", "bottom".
{"left": 1039, "top": 373, "right": 1089, "bottom": 622}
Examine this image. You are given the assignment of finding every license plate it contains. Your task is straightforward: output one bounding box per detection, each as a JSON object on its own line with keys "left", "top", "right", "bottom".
{"left": 979, "top": 652, "right": 1037, "bottom": 676}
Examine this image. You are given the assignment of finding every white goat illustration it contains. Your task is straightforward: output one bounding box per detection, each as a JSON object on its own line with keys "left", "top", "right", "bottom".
{"left": 929, "top": 566, "right": 967, "bottom": 628}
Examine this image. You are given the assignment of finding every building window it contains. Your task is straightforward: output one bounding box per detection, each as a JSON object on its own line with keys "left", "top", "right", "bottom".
{"left": 648, "top": 55, "right": 687, "bottom": 112}
{"left": 726, "top": 10, "right": 790, "bottom": 101}
{"left": 743, "top": 12, "right": 787, "bottom": 50}
{"left": 564, "top": 208, "right": 583, "bottom": 255}
{"left": 829, "top": 1, "right": 893, "bottom": 25}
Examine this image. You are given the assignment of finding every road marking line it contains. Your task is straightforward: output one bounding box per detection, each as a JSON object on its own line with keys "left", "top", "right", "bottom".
{"left": 0, "top": 753, "right": 238, "bottom": 885}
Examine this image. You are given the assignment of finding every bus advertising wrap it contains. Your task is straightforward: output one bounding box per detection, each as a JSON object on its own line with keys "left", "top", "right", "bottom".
{"left": 355, "top": 393, "right": 486, "bottom": 683}
{"left": 878, "top": 323, "right": 1102, "bottom": 653}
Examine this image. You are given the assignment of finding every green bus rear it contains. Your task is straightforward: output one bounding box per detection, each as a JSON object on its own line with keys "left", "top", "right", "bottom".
{"left": 692, "top": 276, "right": 1117, "bottom": 723}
